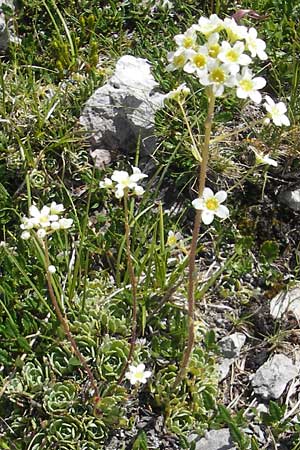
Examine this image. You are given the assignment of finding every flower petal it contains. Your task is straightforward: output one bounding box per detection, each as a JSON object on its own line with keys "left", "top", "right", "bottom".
{"left": 202, "top": 210, "right": 214, "bottom": 224}
{"left": 215, "top": 190, "right": 227, "bottom": 203}
{"left": 216, "top": 205, "right": 229, "bottom": 219}
{"left": 202, "top": 187, "right": 214, "bottom": 200}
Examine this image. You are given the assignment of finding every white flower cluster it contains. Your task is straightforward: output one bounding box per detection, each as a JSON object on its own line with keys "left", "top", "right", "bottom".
{"left": 21, "top": 202, "right": 73, "bottom": 240}
{"left": 99, "top": 167, "right": 148, "bottom": 199}
{"left": 167, "top": 14, "right": 290, "bottom": 126}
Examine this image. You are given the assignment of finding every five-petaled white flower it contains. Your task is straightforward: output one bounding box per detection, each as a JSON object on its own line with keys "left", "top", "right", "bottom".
{"left": 184, "top": 47, "right": 210, "bottom": 75}
{"left": 167, "top": 230, "right": 184, "bottom": 248}
{"left": 192, "top": 188, "right": 229, "bottom": 225}
{"left": 100, "top": 166, "right": 148, "bottom": 199}
{"left": 166, "top": 49, "right": 189, "bottom": 72}
{"left": 223, "top": 18, "right": 248, "bottom": 42}
{"left": 174, "top": 26, "right": 198, "bottom": 50}
{"left": 198, "top": 14, "right": 223, "bottom": 36}
{"left": 218, "top": 41, "right": 251, "bottom": 74}
{"left": 263, "top": 96, "right": 290, "bottom": 126}
{"left": 245, "top": 27, "right": 268, "bottom": 60}
{"left": 253, "top": 149, "right": 278, "bottom": 167}
{"left": 200, "top": 60, "right": 236, "bottom": 96}
{"left": 125, "top": 363, "right": 152, "bottom": 385}
{"left": 236, "top": 68, "right": 266, "bottom": 103}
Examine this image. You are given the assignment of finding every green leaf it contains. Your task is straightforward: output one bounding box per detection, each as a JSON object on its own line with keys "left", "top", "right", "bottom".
{"left": 132, "top": 431, "right": 148, "bottom": 450}
{"left": 269, "top": 400, "right": 285, "bottom": 422}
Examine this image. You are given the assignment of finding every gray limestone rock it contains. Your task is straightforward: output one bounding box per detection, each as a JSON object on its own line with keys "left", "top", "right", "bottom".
{"left": 189, "top": 429, "right": 237, "bottom": 450}
{"left": 270, "top": 286, "right": 300, "bottom": 320}
{"left": 0, "top": 12, "right": 9, "bottom": 50}
{"left": 80, "top": 55, "right": 165, "bottom": 157}
{"left": 218, "top": 333, "right": 246, "bottom": 381}
{"left": 0, "top": 1, "right": 19, "bottom": 52}
{"left": 251, "top": 354, "right": 299, "bottom": 399}
{"left": 278, "top": 188, "right": 300, "bottom": 211}
{"left": 219, "top": 333, "right": 246, "bottom": 359}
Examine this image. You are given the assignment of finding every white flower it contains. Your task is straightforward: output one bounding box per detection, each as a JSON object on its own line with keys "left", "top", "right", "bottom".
{"left": 184, "top": 47, "right": 210, "bottom": 75}
{"left": 50, "top": 202, "right": 65, "bottom": 215}
{"left": 253, "top": 149, "right": 278, "bottom": 167}
{"left": 166, "top": 49, "right": 189, "bottom": 72}
{"left": 245, "top": 28, "right": 268, "bottom": 60}
{"left": 133, "top": 185, "right": 145, "bottom": 196}
{"left": 223, "top": 18, "right": 248, "bottom": 42}
{"left": 198, "top": 14, "right": 223, "bottom": 36}
{"left": 21, "top": 230, "right": 31, "bottom": 240}
{"left": 20, "top": 202, "right": 72, "bottom": 238}
{"left": 167, "top": 230, "right": 183, "bottom": 248}
{"left": 206, "top": 32, "right": 221, "bottom": 58}
{"left": 20, "top": 217, "right": 36, "bottom": 230}
{"left": 192, "top": 188, "right": 229, "bottom": 225}
{"left": 165, "top": 83, "right": 191, "bottom": 102}
{"left": 50, "top": 221, "right": 60, "bottom": 230}
{"left": 58, "top": 218, "right": 73, "bottom": 229}
{"left": 130, "top": 167, "right": 148, "bottom": 183}
{"left": 99, "top": 177, "right": 113, "bottom": 189}
{"left": 37, "top": 228, "right": 47, "bottom": 239}
{"left": 125, "top": 363, "right": 152, "bottom": 385}
{"left": 263, "top": 96, "right": 290, "bottom": 126}
{"left": 29, "top": 205, "right": 51, "bottom": 228}
{"left": 48, "top": 265, "right": 56, "bottom": 274}
{"left": 109, "top": 167, "right": 148, "bottom": 198}
{"left": 174, "top": 26, "right": 198, "bottom": 50}
{"left": 160, "top": 0, "right": 173, "bottom": 8}
{"left": 200, "top": 60, "right": 236, "bottom": 96}
{"left": 236, "top": 68, "right": 266, "bottom": 103}
{"left": 218, "top": 41, "right": 251, "bottom": 74}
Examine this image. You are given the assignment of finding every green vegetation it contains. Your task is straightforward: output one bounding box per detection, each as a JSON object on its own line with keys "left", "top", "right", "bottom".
{"left": 0, "top": 1, "right": 299, "bottom": 449}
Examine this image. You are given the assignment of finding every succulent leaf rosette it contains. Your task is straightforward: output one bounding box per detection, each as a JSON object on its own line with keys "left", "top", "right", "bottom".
{"left": 43, "top": 381, "right": 78, "bottom": 414}
{"left": 98, "top": 339, "right": 129, "bottom": 381}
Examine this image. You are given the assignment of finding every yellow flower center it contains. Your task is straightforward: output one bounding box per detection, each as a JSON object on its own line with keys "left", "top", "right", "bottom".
{"left": 271, "top": 106, "right": 279, "bottom": 117}
{"left": 239, "top": 79, "right": 253, "bottom": 91}
{"left": 205, "top": 198, "right": 219, "bottom": 211}
{"left": 209, "top": 44, "right": 220, "bottom": 58}
{"left": 173, "top": 54, "right": 186, "bottom": 68}
{"left": 134, "top": 371, "right": 144, "bottom": 380}
{"left": 226, "top": 49, "right": 238, "bottom": 62}
{"left": 193, "top": 54, "right": 206, "bottom": 68}
{"left": 183, "top": 37, "right": 194, "bottom": 48}
{"left": 167, "top": 235, "right": 177, "bottom": 246}
{"left": 210, "top": 68, "right": 225, "bottom": 83}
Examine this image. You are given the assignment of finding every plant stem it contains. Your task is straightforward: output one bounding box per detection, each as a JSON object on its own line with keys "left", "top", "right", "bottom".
{"left": 173, "top": 88, "right": 215, "bottom": 388}
{"left": 117, "top": 191, "right": 138, "bottom": 385}
{"left": 43, "top": 239, "right": 99, "bottom": 399}
{"left": 179, "top": 101, "right": 202, "bottom": 162}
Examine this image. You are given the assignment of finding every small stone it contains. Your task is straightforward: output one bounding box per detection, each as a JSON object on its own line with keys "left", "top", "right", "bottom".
{"left": 217, "top": 333, "right": 246, "bottom": 381}
{"left": 90, "top": 148, "right": 111, "bottom": 169}
{"left": 190, "top": 429, "right": 237, "bottom": 450}
{"left": 270, "top": 286, "right": 300, "bottom": 320}
{"left": 219, "top": 333, "right": 246, "bottom": 359}
{"left": 251, "top": 354, "right": 299, "bottom": 399}
{"left": 278, "top": 188, "right": 300, "bottom": 211}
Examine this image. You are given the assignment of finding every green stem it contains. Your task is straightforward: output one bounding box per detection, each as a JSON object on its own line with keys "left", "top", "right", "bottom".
{"left": 179, "top": 101, "right": 202, "bottom": 162}
{"left": 43, "top": 239, "right": 99, "bottom": 399}
{"left": 173, "top": 88, "right": 216, "bottom": 388}
{"left": 117, "top": 190, "right": 138, "bottom": 385}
